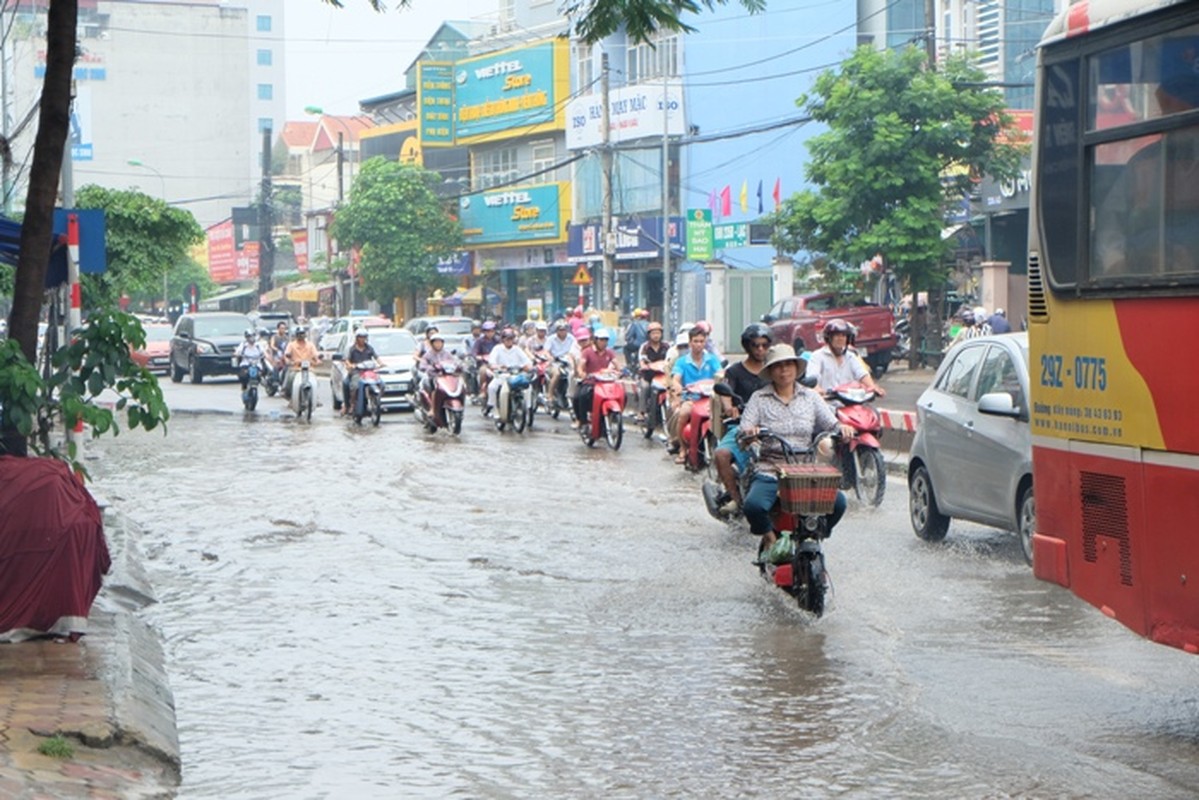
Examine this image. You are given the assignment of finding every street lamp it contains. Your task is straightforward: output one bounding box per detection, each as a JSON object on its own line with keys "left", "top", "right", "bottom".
{"left": 128, "top": 158, "right": 170, "bottom": 313}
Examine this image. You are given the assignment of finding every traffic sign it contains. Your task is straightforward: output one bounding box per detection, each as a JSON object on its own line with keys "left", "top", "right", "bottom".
{"left": 571, "top": 265, "right": 592, "bottom": 285}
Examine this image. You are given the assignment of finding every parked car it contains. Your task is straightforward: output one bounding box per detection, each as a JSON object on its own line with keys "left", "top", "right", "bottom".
{"left": 169, "top": 311, "right": 253, "bottom": 384}
{"left": 130, "top": 323, "right": 174, "bottom": 374}
{"left": 318, "top": 313, "right": 393, "bottom": 356}
{"left": 763, "top": 292, "right": 898, "bottom": 377}
{"left": 907, "top": 332, "right": 1034, "bottom": 564}
{"left": 329, "top": 327, "right": 419, "bottom": 412}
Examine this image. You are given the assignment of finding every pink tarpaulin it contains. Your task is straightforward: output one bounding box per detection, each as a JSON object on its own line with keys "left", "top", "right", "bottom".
{"left": 0, "top": 456, "right": 110, "bottom": 641}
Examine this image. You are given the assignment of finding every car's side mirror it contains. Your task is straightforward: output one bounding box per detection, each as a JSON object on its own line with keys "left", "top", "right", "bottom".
{"left": 978, "top": 391, "right": 1021, "bottom": 418}
{"left": 800, "top": 374, "right": 818, "bottom": 389}
{"left": 177, "top": 331, "right": 190, "bottom": 339}
{"left": 761, "top": 314, "right": 776, "bottom": 324}
{"left": 331, "top": 353, "right": 343, "bottom": 362}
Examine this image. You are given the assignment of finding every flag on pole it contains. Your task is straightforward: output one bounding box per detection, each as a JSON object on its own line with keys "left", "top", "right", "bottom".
{"left": 756, "top": 180, "right": 763, "bottom": 214}
{"left": 708, "top": 189, "right": 716, "bottom": 213}
{"left": 720, "top": 185, "right": 732, "bottom": 217}
{"left": 772, "top": 177, "right": 782, "bottom": 209}
{"left": 739, "top": 180, "right": 748, "bottom": 213}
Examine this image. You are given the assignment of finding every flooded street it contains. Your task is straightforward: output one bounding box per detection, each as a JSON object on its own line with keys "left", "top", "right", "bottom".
{"left": 90, "top": 396, "right": 1199, "bottom": 798}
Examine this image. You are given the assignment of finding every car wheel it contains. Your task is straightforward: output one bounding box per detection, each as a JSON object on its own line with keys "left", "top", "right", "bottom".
{"left": 1018, "top": 485, "right": 1035, "bottom": 566}
{"left": 170, "top": 356, "right": 185, "bottom": 383}
{"left": 909, "top": 464, "right": 949, "bottom": 542}
{"left": 189, "top": 357, "right": 203, "bottom": 384}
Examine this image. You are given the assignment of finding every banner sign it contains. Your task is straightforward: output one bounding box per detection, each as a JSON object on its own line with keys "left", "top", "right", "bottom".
{"left": 712, "top": 222, "right": 749, "bottom": 250}
{"left": 291, "top": 229, "right": 309, "bottom": 273}
{"left": 436, "top": 252, "right": 472, "bottom": 275}
{"left": 206, "top": 219, "right": 258, "bottom": 283}
{"left": 458, "top": 182, "right": 569, "bottom": 246}
{"left": 686, "top": 209, "right": 714, "bottom": 261}
{"left": 453, "top": 40, "right": 566, "bottom": 143}
{"left": 567, "top": 217, "right": 683, "bottom": 262}
{"left": 418, "top": 62, "right": 455, "bottom": 146}
{"left": 566, "top": 79, "right": 685, "bottom": 151}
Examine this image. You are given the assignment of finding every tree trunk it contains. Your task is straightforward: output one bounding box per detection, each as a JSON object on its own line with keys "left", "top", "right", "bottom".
{"left": 3, "top": 0, "right": 77, "bottom": 456}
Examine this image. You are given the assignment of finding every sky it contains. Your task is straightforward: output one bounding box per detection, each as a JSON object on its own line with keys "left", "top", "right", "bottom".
{"left": 284, "top": 0, "right": 488, "bottom": 120}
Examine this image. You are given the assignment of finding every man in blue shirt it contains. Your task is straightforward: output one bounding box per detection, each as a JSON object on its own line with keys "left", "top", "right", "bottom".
{"left": 667, "top": 326, "right": 723, "bottom": 463}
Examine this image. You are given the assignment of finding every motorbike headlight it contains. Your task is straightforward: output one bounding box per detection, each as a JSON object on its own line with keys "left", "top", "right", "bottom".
{"left": 195, "top": 341, "right": 215, "bottom": 354}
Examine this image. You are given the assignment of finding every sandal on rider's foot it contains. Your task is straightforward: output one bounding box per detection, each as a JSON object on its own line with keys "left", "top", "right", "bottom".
{"left": 666, "top": 441, "right": 680, "bottom": 455}
{"left": 673, "top": 453, "right": 686, "bottom": 465}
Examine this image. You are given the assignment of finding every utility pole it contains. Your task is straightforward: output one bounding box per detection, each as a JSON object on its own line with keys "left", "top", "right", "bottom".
{"left": 258, "top": 127, "right": 273, "bottom": 300}
{"left": 600, "top": 53, "right": 614, "bottom": 313}
{"left": 335, "top": 130, "right": 354, "bottom": 311}
{"left": 660, "top": 68, "right": 672, "bottom": 334}
{"left": 924, "top": 0, "right": 937, "bottom": 66}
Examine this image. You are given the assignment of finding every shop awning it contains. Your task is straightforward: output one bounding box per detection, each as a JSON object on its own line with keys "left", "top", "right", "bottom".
{"left": 260, "top": 286, "right": 286, "bottom": 304}
{"left": 198, "top": 285, "right": 256, "bottom": 310}
{"left": 461, "top": 285, "right": 504, "bottom": 305}
{"left": 286, "top": 282, "right": 336, "bottom": 302}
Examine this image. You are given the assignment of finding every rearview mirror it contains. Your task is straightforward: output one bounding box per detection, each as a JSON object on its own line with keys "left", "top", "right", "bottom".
{"left": 978, "top": 391, "right": 1021, "bottom": 418}
{"left": 761, "top": 314, "right": 776, "bottom": 324}
{"left": 712, "top": 382, "right": 734, "bottom": 397}
{"left": 800, "top": 374, "right": 818, "bottom": 389}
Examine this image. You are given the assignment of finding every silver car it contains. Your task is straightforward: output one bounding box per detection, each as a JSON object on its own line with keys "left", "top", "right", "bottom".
{"left": 907, "top": 332, "right": 1035, "bottom": 564}
{"left": 329, "top": 328, "right": 419, "bottom": 412}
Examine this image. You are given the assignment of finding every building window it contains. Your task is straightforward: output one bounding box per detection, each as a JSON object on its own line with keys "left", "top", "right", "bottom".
{"left": 258, "top": 117, "right": 273, "bottom": 133}
{"left": 256, "top": 15, "right": 271, "bottom": 32}
{"left": 627, "top": 32, "right": 678, "bottom": 84}
{"left": 257, "top": 49, "right": 272, "bottom": 66}
{"left": 257, "top": 83, "right": 273, "bottom": 101}
{"left": 474, "top": 147, "right": 519, "bottom": 190}
{"left": 574, "top": 41, "right": 594, "bottom": 94}
{"left": 529, "top": 140, "right": 555, "bottom": 185}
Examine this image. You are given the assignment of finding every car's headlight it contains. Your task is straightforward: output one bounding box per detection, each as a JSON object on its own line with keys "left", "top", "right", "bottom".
{"left": 195, "top": 342, "right": 215, "bottom": 354}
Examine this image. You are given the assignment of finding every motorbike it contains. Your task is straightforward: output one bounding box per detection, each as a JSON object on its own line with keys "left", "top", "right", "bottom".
{"left": 678, "top": 379, "right": 718, "bottom": 472}
{"left": 288, "top": 360, "right": 315, "bottom": 422}
{"left": 743, "top": 428, "right": 843, "bottom": 617}
{"left": 640, "top": 360, "right": 670, "bottom": 440}
{"left": 530, "top": 357, "right": 551, "bottom": 417}
{"left": 416, "top": 362, "right": 466, "bottom": 435}
{"left": 579, "top": 370, "right": 625, "bottom": 450}
{"left": 350, "top": 360, "right": 384, "bottom": 427}
{"left": 492, "top": 368, "right": 533, "bottom": 433}
{"left": 701, "top": 382, "right": 746, "bottom": 519}
{"left": 547, "top": 356, "right": 573, "bottom": 420}
{"left": 264, "top": 351, "right": 284, "bottom": 398}
{"left": 827, "top": 382, "right": 886, "bottom": 507}
{"left": 240, "top": 361, "right": 263, "bottom": 411}
{"left": 463, "top": 355, "right": 481, "bottom": 402}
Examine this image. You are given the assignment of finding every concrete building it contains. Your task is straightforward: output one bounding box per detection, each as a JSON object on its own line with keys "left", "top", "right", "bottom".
{"left": 2, "top": 0, "right": 282, "bottom": 229}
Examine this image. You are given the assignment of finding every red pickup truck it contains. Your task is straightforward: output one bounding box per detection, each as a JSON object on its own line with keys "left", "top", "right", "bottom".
{"left": 762, "top": 293, "right": 898, "bottom": 377}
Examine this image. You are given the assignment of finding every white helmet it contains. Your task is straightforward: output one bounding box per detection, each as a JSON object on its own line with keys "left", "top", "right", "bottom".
{"left": 354, "top": 327, "right": 370, "bottom": 339}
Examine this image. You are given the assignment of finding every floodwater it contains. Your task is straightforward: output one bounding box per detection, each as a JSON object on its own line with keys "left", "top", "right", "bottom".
{"left": 91, "top": 399, "right": 1199, "bottom": 799}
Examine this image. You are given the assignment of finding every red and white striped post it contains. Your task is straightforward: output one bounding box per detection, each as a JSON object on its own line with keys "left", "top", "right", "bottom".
{"left": 67, "top": 213, "right": 83, "bottom": 439}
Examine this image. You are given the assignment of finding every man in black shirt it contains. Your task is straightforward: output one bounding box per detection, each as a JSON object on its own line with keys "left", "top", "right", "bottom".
{"left": 342, "top": 328, "right": 379, "bottom": 415}
{"left": 711, "top": 324, "right": 772, "bottom": 516}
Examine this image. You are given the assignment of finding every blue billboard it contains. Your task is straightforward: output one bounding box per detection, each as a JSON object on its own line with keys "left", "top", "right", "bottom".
{"left": 453, "top": 40, "right": 567, "bottom": 143}
{"left": 459, "top": 183, "right": 569, "bottom": 246}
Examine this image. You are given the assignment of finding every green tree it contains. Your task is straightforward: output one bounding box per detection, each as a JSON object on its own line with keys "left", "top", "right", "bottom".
{"left": 330, "top": 158, "right": 462, "bottom": 308}
{"left": 770, "top": 46, "right": 1024, "bottom": 352}
{"left": 74, "top": 184, "right": 203, "bottom": 309}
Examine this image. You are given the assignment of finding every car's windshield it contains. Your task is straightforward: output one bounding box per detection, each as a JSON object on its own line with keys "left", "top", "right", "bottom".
{"left": 194, "top": 317, "right": 250, "bottom": 338}
{"left": 144, "top": 326, "right": 173, "bottom": 343}
{"left": 368, "top": 331, "right": 417, "bottom": 357}
{"left": 433, "top": 320, "right": 475, "bottom": 337}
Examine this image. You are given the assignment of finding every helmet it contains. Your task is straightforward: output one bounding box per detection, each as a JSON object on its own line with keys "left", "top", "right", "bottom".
{"left": 534, "top": 321, "right": 548, "bottom": 332}
{"left": 740, "top": 323, "right": 773, "bottom": 353}
{"left": 675, "top": 332, "right": 689, "bottom": 347}
{"left": 429, "top": 331, "right": 445, "bottom": 343}
{"left": 575, "top": 328, "right": 592, "bottom": 340}
{"left": 481, "top": 321, "right": 497, "bottom": 331}
{"left": 647, "top": 321, "right": 664, "bottom": 333}
{"left": 824, "top": 319, "right": 853, "bottom": 340}
{"left": 960, "top": 308, "right": 975, "bottom": 325}
{"left": 677, "top": 322, "right": 694, "bottom": 338}
{"left": 501, "top": 327, "right": 516, "bottom": 339}
{"left": 354, "top": 327, "right": 369, "bottom": 339}
{"left": 994, "top": 307, "right": 1005, "bottom": 317}
{"left": 973, "top": 306, "right": 987, "bottom": 321}
{"left": 244, "top": 328, "right": 256, "bottom": 339}
{"left": 593, "top": 328, "right": 611, "bottom": 340}
{"left": 573, "top": 305, "right": 584, "bottom": 316}
{"left": 633, "top": 307, "right": 644, "bottom": 318}
{"left": 693, "top": 320, "right": 712, "bottom": 336}
{"left": 294, "top": 326, "right": 307, "bottom": 336}
{"left": 426, "top": 325, "right": 439, "bottom": 336}
{"left": 589, "top": 312, "right": 602, "bottom": 325}
{"left": 554, "top": 320, "right": 568, "bottom": 332}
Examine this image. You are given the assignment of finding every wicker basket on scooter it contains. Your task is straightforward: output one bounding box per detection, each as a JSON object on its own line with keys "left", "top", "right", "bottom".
{"left": 777, "top": 464, "right": 842, "bottom": 515}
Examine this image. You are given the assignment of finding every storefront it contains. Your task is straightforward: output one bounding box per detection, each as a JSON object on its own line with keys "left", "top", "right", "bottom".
{"left": 567, "top": 216, "right": 685, "bottom": 320}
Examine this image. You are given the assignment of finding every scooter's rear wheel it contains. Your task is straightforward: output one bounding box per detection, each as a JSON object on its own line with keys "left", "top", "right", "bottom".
{"left": 793, "top": 548, "right": 826, "bottom": 617}
{"left": 853, "top": 447, "right": 887, "bottom": 507}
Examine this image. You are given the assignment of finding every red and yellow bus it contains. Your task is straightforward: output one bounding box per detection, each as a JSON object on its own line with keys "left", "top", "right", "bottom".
{"left": 1029, "top": 0, "right": 1199, "bottom": 654}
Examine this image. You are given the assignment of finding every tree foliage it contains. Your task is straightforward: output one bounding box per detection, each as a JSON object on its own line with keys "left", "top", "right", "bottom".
{"left": 0, "top": 311, "right": 169, "bottom": 474}
{"left": 330, "top": 158, "right": 462, "bottom": 304}
{"left": 74, "top": 184, "right": 203, "bottom": 308}
{"left": 771, "top": 46, "right": 1025, "bottom": 292}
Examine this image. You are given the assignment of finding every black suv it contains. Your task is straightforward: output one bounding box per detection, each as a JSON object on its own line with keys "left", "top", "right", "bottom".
{"left": 170, "top": 312, "right": 252, "bottom": 383}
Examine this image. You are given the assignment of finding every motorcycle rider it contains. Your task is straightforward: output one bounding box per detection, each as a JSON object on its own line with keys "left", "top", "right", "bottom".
{"left": 711, "top": 324, "right": 773, "bottom": 515}
{"left": 471, "top": 320, "right": 500, "bottom": 403}
{"left": 738, "top": 344, "right": 855, "bottom": 553}
{"left": 419, "top": 330, "right": 459, "bottom": 398}
{"left": 282, "top": 325, "right": 320, "bottom": 396}
{"left": 342, "top": 328, "right": 379, "bottom": 416}
{"left": 623, "top": 308, "right": 649, "bottom": 366}
{"left": 574, "top": 327, "right": 619, "bottom": 428}
{"left": 546, "top": 320, "right": 578, "bottom": 408}
{"left": 667, "top": 325, "right": 724, "bottom": 463}
{"left": 636, "top": 321, "right": 670, "bottom": 423}
{"left": 486, "top": 327, "right": 533, "bottom": 417}
{"left": 234, "top": 327, "right": 266, "bottom": 390}
{"left": 417, "top": 325, "right": 440, "bottom": 360}
{"left": 805, "top": 318, "right": 885, "bottom": 398}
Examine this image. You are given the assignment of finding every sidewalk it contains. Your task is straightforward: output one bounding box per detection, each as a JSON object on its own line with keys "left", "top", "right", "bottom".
{"left": 0, "top": 505, "right": 180, "bottom": 799}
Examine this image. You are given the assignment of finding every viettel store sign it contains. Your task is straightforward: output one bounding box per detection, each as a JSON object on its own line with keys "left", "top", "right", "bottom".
{"left": 459, "top": 182, "right": 570, "bottom": 246}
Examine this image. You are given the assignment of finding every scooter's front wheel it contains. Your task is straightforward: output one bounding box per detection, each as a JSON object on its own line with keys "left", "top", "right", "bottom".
{"left": 300, "top": 386, "right": 313, "bottom": 422}
{"left": 853, "top": 447, "right": 887, "bottom": 507}
{"left": 369, "top": 391, "right": 382, "bottom": 426}
{"left": 605, "top": 409, "right": 623, "bottom": 450}
{"left": 449, "top": 409, "right": 463, "bottom": 435}
{"left": 512, "top": 392, "right": 527, "bottom": 433}
{"left": 244, "top": 386, "right": 258, "bottom": 411}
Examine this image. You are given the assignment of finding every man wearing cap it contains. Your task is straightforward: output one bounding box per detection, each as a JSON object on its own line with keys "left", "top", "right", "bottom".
{"left": 623, "top": 308, "right": 649, "bottom": 367}
{"left": 282, "top": 326, "right": 320, "bottom": 397}
{"left": 486, "top": 328, "right": 533, "bottom": 417}
{"left": 574, "top": 327, "right": 618, "bottom": 427}
{"left": 471, "top": 321, "right": 500, "bottom": 403}
{"left": 987, "top": 308, "right": 1011, "bottom": 334}
{"left": 738, "top": 344, "right": 855, "bottom": 552}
